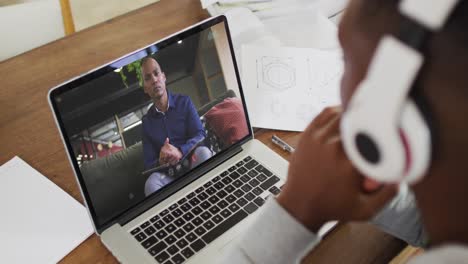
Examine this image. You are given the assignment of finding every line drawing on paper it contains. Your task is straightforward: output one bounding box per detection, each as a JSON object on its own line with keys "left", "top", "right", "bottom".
{"left": 257, "top": 56, "right": 296, "bottom": 91}
{"left": 306, "top": 57, "right": 342, "bottom": 93}
{"left": 296, "top": 103, "right": 319, "bottom": 122}
{"left": 306, "top": 56, "right": 343, "bottom": 106}
{"left": 270, "top": 99, "right": 287, "bottom": 118}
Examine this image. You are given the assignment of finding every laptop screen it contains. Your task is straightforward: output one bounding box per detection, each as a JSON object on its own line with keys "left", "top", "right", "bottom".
{"left": 49, "top": 16, "right": 251, "bottom": 231}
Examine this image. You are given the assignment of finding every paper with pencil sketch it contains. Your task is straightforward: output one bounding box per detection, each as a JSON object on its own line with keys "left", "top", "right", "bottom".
{"left": 241, "top": 44, "right": 343, "bottom": 131}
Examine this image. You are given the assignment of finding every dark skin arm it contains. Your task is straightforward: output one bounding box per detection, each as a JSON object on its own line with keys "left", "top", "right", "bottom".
{"left": 277, "top": 106, "right": 398, "bottom": 233}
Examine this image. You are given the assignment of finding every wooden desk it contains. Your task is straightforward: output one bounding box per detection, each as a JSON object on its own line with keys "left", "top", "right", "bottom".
{"left": 0, "top": 0, "right": 406, "bottom": 262}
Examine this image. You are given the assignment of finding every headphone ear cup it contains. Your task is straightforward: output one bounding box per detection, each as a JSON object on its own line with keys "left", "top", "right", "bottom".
{"left": 341, "top": 102, "right": 407, "bottom": 183}
{"left": 399, "top": 99, "right": 432, "bottom": 184}
{"left": 341, "top": 99, "right": 431, "bottom": 184}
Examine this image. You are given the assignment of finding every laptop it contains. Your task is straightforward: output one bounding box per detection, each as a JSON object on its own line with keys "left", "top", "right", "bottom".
{"left": 48, "top": 15, "right": 288, "bottom": 263}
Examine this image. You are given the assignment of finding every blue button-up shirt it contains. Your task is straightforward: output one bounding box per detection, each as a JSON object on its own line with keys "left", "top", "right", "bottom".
{"left": 142, "top": 92, "right": 205, "bottom": 169}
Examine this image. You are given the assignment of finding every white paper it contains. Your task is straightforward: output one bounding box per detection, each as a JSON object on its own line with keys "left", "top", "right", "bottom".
{"left": 317, "top": 0, "right": 349, "bottom": 17}
{"left": 242, "top": 45, "right": 343, "bottom": 131}
{"left": 262, "top": 10, "right": 340, "bottom": 49}
{"left": 201, "top": 0, "right": 219, "bottom": 9}
{"left": 0, "top": 157, "right": 93, "bottom": 264}
{"left": 219, "top": 0, "right": 273, "bottom": 4}
{"left": 225, "top": 8, "right": 281, "bottom": 73}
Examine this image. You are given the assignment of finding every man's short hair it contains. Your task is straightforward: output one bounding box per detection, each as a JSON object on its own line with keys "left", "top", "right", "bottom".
{"left": 140, "top": 56, "right": 155, "bottom": 68}
{"left": 139, "top": 56, "right": 160, "bottom": 78}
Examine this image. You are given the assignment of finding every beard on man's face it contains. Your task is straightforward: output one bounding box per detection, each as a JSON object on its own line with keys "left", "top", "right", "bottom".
{"left": 146, "top": 83, "right": 166, "bottom": 100}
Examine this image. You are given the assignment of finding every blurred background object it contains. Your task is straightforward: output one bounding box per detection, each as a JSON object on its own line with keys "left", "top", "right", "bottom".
{"left": 0, "top": 0, "right": 160, "bottom": 61}
{"left": 0, "top": 0, "right": 66, "bottom": 61}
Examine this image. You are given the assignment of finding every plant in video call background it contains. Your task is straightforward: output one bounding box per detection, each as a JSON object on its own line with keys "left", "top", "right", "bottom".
{"left": 118, "top": 60, "right": 144, "bottom": 89}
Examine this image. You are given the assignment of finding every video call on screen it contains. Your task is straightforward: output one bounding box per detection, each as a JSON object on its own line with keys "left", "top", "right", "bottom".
{"left": 54, "top": 22, "right": 249, "bottom": 225}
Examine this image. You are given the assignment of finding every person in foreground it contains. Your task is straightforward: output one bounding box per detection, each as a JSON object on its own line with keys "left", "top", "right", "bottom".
{"left": 141, "top": 57, "right": 212, "bottom": 196}
{"left": 223, "top": 0, "right": 468, "bottom": 263}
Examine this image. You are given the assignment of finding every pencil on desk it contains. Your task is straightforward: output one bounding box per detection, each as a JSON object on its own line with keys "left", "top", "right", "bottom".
{"left": 271, "top": 134, "right": 295, "bottom": 153}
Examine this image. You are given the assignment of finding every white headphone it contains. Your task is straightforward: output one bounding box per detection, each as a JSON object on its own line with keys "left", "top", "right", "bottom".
{"left": 341, "top": 0, "right": 460, "bottom": 184}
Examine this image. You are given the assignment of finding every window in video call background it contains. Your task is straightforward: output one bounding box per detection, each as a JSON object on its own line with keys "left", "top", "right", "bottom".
{"left": 53, "top": 21, "right": 249, "bottom": 227}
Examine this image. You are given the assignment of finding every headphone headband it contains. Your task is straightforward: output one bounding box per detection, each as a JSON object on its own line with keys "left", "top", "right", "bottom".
{"left": 341, "top": 0, "right": 461, "bottom": 184}
{"left": 400, "top": 0, "right": 460, "bottom": 30}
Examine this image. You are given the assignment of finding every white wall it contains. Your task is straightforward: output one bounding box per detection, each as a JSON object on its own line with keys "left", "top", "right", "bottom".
{"left": 0, "top": 0, "right": 64, "bottom": 61}
{"left": 70, "top": 0, "right": 160, "bottom": 31}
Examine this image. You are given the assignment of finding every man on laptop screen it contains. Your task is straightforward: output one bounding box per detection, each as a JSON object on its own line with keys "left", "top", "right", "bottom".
{"left": 49, "top": 16, "right": 281, "bottom": 264}
{"left": 140, "top": 56, "right": 212, "bottom": 196}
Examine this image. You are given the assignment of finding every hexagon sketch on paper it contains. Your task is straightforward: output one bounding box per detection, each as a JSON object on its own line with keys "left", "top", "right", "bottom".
{"left": 257, "top": 56, "right": 296, "bottom": 91}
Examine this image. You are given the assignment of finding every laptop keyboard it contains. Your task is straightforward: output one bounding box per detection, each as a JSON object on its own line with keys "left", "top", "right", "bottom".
{"left": 129, "top": 156, "right": 284, "bottom": 264}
